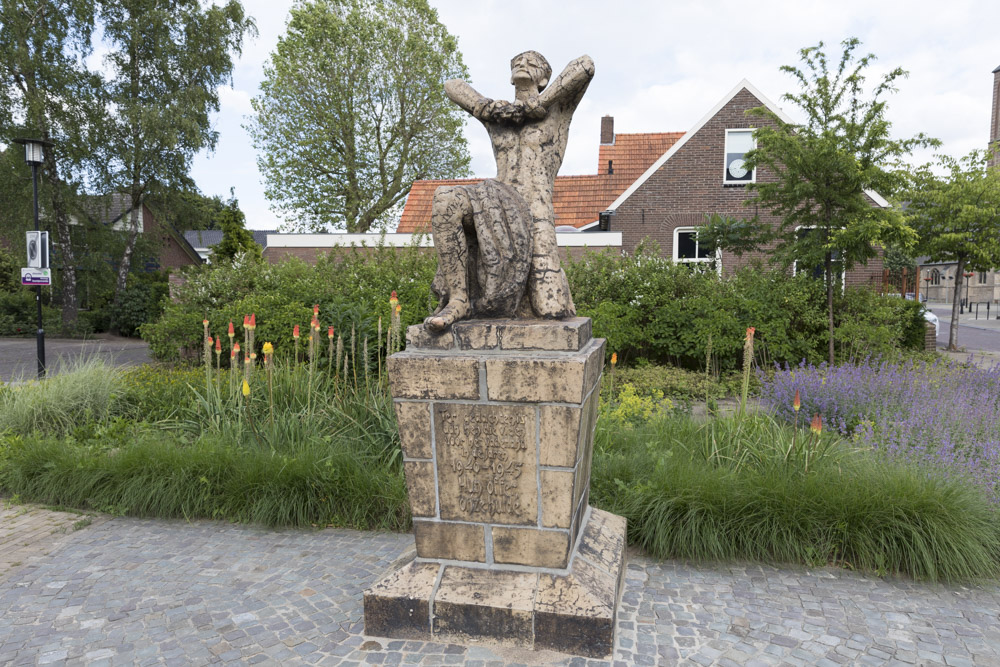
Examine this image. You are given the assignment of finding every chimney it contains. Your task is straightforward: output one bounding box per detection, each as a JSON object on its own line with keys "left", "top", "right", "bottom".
{"left": 991, "top": 65, "right": 1000, "bottom": 167}
{"left": 600, "top": 115, "right": 614, "bottom": 145}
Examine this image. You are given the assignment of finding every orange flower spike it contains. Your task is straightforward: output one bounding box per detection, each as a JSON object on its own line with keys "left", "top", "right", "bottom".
{"left": 207, "top": 336, "right": 213, "bottom": 346}
{"left": 611, "top": 352, "right": 617, "bottom": 366}
{"left": 327, "top": 326, "right": 334, "bottom": 339}
{"left": 202, "top": 319, "right": 209, "bottom": 327}
{"left": 228, "top": 321, "right": 235, "bottom": 339}
{"left": 249, "top": 313, "right": 256, "bottom": 329}
{"left": 215, "top": 337, "right": 222, "bottom": 353}
{"left": 313, "top": 304, "right": 319, "bottom": 317}
{"left": 230, "top": 348, "right": 236, "bottom": 360}
{"left": 250, "top": 352, "right": 257, "bottom": 361}
{"left": 395, "top": 304, "right": 402, "bottom": 315}
{"left": 233, "top": 342, "right": 241, "bottom": 353}
{"left": 243, "top": 315, "right": 249, "bottom": 328}
{"left": 389, "top": 290, "right": 398, "bottom": 307}
{"left": 746, "top": 327, "right": 756, "bottom": 342}
{"left": 293, "top": 325, "right": 300, "bottom": 340}
{"left": 810, "top": 413, "right": 822, "bottom": 435}
{"left": 793, "top": 389, "right": 801, "bottom": 412}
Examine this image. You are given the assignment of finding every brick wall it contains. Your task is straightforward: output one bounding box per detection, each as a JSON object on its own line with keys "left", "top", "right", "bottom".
{"left": 611, "top": 87, "right": 884, "bottom": 282}
{"left": 142, "top": 205, "right": 199, "bottom": 270}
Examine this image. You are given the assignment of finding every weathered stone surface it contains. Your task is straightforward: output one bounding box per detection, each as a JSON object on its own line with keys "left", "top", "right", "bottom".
{"left": 432, "top": 567, "right": 536, "bottom": 646}
{"left": 491, "top": 526, "right": 570, "bottom": 568}
{"left": 387, "top": 355, "right": 479, "bottom": 400}
{"left": 486, "top": 355, "right": 585, "bottom": 403}
{"left": 450, "top": 318, "right": 591, "bottom": 351}
{"left": 538, "top": 404, "right": 582, "bottom": 467}
{"left": 433, "top": 403, "right": 537, "bottom": 525}
{"left": 540, "top": 469, "right": 574, "bottom": 529}
{"left": 412, "top": 521, "right": 485, "bottom": 562}
{"left": 423, "top": 53, "right": 595, "bottom": 331}
{"left": 577, "top": 508, "right": 627, "bottom": 573}
{"left": 535, "top": 558, "right": 617, "bottom": 657}
{"left": 499, "top": 317, "right": 592, "bottom": 351}
{"left": 405, "top": 324, "right": 456, "bottom": 351}
{"left": 394, "top": 401, "right": 432, "bottom": 459}
{"left": 403, "top": 462, "right": 436, "bottom": 518}
{"left": 363, "top": 561, "right": 439, "bottom": 640}
{"left": 583, "top": 338, "right": 606, "bottom": 393}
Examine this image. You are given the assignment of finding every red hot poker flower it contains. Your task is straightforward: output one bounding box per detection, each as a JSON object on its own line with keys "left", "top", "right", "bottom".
{"left": 293, "top": 325, "right": 300, "bottom": 339}
{"left": 793, "top": 389, "right": 801, "bottom": 412}
{"left": 215, "top": 337, "right": 222, "bottom": 352}
{"left": 313, "top": 304, "right": 319, "bottom": 316}
{"left": 228, "top": 321, "right": 235, "bottom": 337}
{"left": 243, "top": 315, "right": 249, "bottom": 328}
{"left": 249, "top": 313, "right": 256, "bottom": 329}
{"left": 328, "top": 326, "right": 334, "bottom": 339}
{"left": 746, "top": 327, "right": 756, "bottom": 342}
{"left": 810, "top": 413, "right": 822, "bottom": 435}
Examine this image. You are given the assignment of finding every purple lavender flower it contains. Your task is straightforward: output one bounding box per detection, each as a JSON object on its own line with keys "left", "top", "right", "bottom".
{"left": 759, "top": 357, "right": 1000, "bottom": 501}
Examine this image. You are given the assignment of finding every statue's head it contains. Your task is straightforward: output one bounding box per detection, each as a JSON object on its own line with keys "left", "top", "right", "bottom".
{"left": 510, "top": 51, "right": 551, "bottom": 92}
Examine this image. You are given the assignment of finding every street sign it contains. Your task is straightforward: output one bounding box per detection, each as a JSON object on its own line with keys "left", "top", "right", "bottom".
{"left": 21, "top": 267, "right": 51, "bottom": 286}
{"left": 26, "top": 230, "right": 49, "bottom": 268}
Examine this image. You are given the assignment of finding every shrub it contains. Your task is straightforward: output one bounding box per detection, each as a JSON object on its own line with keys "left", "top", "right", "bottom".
{"left": 565, "top": 247, "right": 925, "bottom": 370}
{"left": 111, "top": 273, "right": 169, "bottom": 337}
{"left": 141, "top": 242, "right": 436, "bottom": 362}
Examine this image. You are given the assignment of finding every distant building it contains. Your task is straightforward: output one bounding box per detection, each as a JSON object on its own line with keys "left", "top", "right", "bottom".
{"left": 184, "top": 229, "right": 275, "bottom": 263}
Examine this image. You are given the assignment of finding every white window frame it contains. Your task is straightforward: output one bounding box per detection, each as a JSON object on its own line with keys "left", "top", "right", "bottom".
{"left": 724, "top": 129, "right": 756, "bottom": 185}
{"left": 673, "top": 226, "right": 721, "bottom": 275}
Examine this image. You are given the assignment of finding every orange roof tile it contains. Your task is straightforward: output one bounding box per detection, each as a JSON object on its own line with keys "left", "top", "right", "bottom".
{"left": 396, "top": 130, "right": 683, "bottom": 233}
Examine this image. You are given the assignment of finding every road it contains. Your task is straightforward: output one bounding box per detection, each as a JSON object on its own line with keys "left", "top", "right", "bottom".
{"left": 929, "top": 305, "right": 1000, "bottom": 353}
{"left": 0, "top": 335, "right": 150, "bottom": 382}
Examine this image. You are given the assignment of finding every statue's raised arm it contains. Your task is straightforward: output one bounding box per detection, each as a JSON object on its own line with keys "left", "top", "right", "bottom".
{"left": 537, "top": 55, "right": 594, "bottom": 109}
{"left": 444, "top": 79, "right": 493, "bottom": 121}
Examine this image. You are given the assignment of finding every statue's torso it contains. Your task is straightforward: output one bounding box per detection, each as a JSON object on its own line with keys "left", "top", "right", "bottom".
{"left": 485, "top": 101, "right": 577, "bottom": 225}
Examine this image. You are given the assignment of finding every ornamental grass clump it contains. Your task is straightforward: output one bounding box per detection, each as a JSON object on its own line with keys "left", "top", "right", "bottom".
{"left": 760, "top": 357, "right": 1000, "bottom": 500}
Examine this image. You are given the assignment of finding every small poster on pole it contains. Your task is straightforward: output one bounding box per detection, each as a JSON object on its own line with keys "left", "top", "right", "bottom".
{"left": 21, "top": 268, "right": 52, "bottom": 286}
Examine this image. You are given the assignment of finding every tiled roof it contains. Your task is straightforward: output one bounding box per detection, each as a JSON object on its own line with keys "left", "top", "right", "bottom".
{"left": 184, "top": 229, "right": 276, "bottom": 249}
{"left": 396, "top": 131, "right": 683, "bottom": 233}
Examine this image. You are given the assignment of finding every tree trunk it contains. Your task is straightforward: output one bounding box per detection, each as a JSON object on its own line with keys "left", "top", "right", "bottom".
{"left": 110, "top": 200, "right": 142, "bottom": 336}
{"left": 826, "top": 251, "right": 835, "bottom": 365}
{"left": 42, "top": 151, "right": 78, "bottom": 328}
{"left": 948, "top": 256, "right": 965, "bottom": 351}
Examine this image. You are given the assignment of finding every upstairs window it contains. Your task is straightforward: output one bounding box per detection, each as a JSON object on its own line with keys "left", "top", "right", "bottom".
{"left": 979, "top": 272, "right": 988, "bottom": 284}
{"left": 931, "top": 269, "right": 941, "bottom": 286}
{"left": 724, "top": 129, "right": 755, "bottom": 184}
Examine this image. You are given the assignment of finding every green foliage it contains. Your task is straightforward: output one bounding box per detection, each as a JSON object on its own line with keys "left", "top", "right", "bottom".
{"left": 0, "top": 357, "right": 124, "bottom": 434}
{"left": 109, "top": 272, "right": 169, "bottom": 337}
{"left": 0, "top": 244, "right": 21, "bottom": 292}
{"left": 145, "top": 184, "right": 227, "bottom": 233}
{"left": 0, "top": 358, "right": 409, "bottom": 530}
{"left": 211, "top": 196, "right": 260, "bottom": 262}
{"left": 905, "top": 149, "right": 1000, "bottom": 349}
{"left": 606, "top": 364, "right": 742, "bottom": 401}
{"left": 567, "top": 248, "right": 919, "bottom": 371}
{"left": 701, "top": 38, "right": 936, "bottom": 364}
{"left": 590, "top": 411, "right": 1000, "bottom": 582}
{"left": 0, "top": 290, "right": 62, "bottom": 337}
{"left": 248, "top": 0, "right": 471, "bottom": 232}
{"left": 141, "top": 240, "right": 437, "bottom": 362}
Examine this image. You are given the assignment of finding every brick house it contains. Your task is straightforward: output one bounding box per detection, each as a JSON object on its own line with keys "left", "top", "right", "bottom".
{"left": 398, "top": 79, "right": 887, "bottom": 287}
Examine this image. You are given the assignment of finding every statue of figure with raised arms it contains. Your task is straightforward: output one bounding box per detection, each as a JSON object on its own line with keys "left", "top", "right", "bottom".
{"left": 424, "top": 51, "right": 595, "bottom": 332}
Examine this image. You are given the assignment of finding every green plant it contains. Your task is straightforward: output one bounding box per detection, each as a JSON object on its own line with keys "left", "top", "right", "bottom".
{"left": 590, "top": 411, "right": 1000, "bottom": 582}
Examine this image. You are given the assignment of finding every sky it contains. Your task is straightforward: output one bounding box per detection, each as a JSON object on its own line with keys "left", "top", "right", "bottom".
{"left": 189, "top": 0, "right": 1000, "bottom": 231}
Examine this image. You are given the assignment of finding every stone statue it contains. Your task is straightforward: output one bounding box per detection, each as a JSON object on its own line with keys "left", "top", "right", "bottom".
{"left": 424, "top": 51, "right": 595, "bottom": 332}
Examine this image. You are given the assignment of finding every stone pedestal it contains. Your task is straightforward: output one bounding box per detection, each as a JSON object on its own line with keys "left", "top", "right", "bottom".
{"left": 363, "top": 317, "right": 627, "bottom": 658}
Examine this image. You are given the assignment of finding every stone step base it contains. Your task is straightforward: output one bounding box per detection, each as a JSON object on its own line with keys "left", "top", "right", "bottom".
{"left": 363, "top": 508, "right": 627, "bottom": 659}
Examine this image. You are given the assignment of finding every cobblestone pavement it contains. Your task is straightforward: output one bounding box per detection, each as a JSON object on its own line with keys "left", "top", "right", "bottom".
{"left": 0, "top": 501, "right": 106, "bottom": 581}
{"left": 1, "top": 517, "right": 999, "bottom": 666}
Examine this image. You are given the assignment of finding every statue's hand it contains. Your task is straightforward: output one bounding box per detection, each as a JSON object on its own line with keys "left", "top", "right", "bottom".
{"left": 519, "top": 96, "right": 547, "bottom": 120}
{"left": 487, "top": 100, "right": 526, "bottom": 125}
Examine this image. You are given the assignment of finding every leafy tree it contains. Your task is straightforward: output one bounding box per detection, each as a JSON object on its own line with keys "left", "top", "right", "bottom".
{"left": 211, "top": 196, "right": 261, "bottom": 262}
{"left": 0, "top": 0, "right": 102, "bottom": 326}
{"left": 248, "top": 0, "right": 471, "bottom": 233}
{"left": 905, "top": 150, "right": 1000, "bottom": 350}
{"left": 701, "top": 38, "right": 934, "bottom": 364}
{"left": 145, "top": 183, "right": 229, "bottom": 233}
{"left": 90, "top": 0, "right": 254, "bottom": 332}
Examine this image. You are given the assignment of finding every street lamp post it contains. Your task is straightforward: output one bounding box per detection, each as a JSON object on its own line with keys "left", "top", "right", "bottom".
{"left": 13, "top": 137, "right": 53, "bottom": 379}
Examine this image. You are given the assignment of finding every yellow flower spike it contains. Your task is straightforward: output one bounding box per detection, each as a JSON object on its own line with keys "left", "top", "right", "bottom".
{"left": 262, "top": 342, "right": 274, "bottom": 356}
{"left": 242, "top": 379, "right": 250, "bottom": 398}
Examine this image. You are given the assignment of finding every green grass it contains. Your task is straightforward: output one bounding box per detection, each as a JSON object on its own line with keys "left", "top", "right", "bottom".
{"left": 590, "top": 411, "right": 1000, "bottom": 582}
{"left": 0, "top": 359, "right": 409, "bottom": 530}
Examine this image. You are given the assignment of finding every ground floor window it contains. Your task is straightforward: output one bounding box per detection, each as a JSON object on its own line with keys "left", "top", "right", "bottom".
{"left": 673, "top": 226, "right": 720, "bottom": 273}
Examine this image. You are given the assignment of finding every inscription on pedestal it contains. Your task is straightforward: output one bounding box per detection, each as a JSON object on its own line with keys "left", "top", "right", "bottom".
{"left": 434, "top": 404, "right": 537, "bottom": 525}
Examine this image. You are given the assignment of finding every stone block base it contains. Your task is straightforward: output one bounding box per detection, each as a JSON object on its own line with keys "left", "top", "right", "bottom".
{"left": 364, "top": 507, "right": 626, "bottom": 658}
